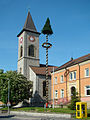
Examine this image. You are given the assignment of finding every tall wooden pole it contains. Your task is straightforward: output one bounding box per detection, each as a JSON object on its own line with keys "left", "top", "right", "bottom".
{"left": 41, "top": 18, "right": 53, "bottom": 106}
{"left": 42, "top": 35, "right": 52, "bottom": 106}
{"left": 46, "top": 35, "right": 48, "bottom": 103}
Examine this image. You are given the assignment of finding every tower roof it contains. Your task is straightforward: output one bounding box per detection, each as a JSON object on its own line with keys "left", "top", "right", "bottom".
{"left": 23, "top": 11, "right": 37, "bottom": 32}
{"left": 17, "top": 11, "right": 40, "bottom": 37}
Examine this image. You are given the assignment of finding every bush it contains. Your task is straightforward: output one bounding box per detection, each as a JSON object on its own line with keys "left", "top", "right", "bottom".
{"left": 68, "top": 91, "right": 80, "bottom": 110}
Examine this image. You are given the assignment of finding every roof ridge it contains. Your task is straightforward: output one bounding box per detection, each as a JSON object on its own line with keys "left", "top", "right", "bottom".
{"left": 54, "top": 53, "right": 90, "bottom": 72}
{"left": 73, "top": 53, "right": 90, "bottom": 62}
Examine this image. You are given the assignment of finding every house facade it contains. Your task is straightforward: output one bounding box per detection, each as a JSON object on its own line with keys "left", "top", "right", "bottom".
{"left": 51, "top": 54, "right": 90, "bottom": 106}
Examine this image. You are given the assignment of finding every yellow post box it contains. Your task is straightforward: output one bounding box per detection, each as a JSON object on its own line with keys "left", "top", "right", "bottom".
{"left": 76, "top": 102, "right": 87, "bottom": 119}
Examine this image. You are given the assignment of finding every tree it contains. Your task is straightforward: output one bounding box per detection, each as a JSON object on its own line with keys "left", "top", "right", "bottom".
{"left": 0, "top": 69, "right": 4, "bottom": 74}
{"left": 41, "top": 17, "right": 53, "bottom": 35}
{"left": 0, "top": 71, "right": 32, "bottom": 106}
{"left": 68, "top": 90, "right": 80, "bottom": 110}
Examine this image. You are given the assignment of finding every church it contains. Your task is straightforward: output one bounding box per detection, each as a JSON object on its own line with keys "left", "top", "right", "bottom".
{"left": 17, "top": 11, "right": 56, "bottom": 106}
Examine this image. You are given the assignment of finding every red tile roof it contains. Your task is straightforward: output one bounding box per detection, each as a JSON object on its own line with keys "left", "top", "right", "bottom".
{"left": 31, "top": 64, "right": 57, "bottom": 75}
{"left": 54, "top": 53, "right": 90, "bottom": 72}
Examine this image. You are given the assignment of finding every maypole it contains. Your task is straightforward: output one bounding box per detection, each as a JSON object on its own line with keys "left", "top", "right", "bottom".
{"left": 42, "top": 18, "right": 53, "bottom": 107}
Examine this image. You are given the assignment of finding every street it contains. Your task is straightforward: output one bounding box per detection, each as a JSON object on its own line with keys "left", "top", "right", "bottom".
{"left": 0, "top": 115, "right": 75, "bottom": 120}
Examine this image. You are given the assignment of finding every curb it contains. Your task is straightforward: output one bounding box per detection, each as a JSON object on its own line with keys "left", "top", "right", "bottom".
{"left": 0, "top": 114, "right": 15, "bottom": 118}
{"left": 10, "top": 111, "right": 71, "bottom": 118}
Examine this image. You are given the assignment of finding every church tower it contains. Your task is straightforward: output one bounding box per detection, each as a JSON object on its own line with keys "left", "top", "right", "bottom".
{"left": 17, "top": 11, "right": 40, "bottom": 79}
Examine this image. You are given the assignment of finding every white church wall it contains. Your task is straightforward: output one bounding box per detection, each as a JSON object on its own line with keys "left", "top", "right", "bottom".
{"left": 29, "top": 67, "right": 36, "bottom": 95}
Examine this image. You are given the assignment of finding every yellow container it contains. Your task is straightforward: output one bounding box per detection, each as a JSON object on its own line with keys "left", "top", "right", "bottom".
{"left": 76, "top": 102, "right": 87, "bottom": 119}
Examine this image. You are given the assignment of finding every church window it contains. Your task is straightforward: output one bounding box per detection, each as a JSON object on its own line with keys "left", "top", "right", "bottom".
{"left": 28, "top": 45, "right": 35, "bottom": 57}
{"left": 20, "top": 46, "right": 23, "bottom": 57}
{"left": 43, "top": 81, "right": 46, "bottom": 97}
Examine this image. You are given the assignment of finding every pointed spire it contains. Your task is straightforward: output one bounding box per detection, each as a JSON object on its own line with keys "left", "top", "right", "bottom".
{"left": 23, "top": 11, "right": 37, "bottom": 32}
{"left": 17, "top": 11, "right": 40, "bottom": 37}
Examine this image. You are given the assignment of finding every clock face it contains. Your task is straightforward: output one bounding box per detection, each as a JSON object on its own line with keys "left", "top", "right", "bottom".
{"left": 28, "top": 36, "right": 35, "bottom": 42}
{"left": 20, "top": 37, "right": 23, "bottom": 44}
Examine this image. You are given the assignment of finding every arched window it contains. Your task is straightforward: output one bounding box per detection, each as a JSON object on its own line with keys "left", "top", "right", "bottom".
{"left": 28, "top": 45, "right": 35, "bottom": 57}
{"left": 20, "top": 46, "right": 23, "bottom": 57}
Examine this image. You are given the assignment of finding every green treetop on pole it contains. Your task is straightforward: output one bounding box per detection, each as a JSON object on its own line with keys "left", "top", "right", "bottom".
{"left": 41, "top": 17, "right": 53, "bottom": 35}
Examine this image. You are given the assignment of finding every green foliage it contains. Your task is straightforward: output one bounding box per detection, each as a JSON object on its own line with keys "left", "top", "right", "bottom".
{"left": 68, "top": 90, "right": 80, "bottom": 110}
{"left": 0, "top": 69, "right": 4, "bottom": 74}
{"left": 41, "top": 17, "right": 53, "bottom": 35}
{"left": 0, "top": 71, "right": 32, "bottom": 106}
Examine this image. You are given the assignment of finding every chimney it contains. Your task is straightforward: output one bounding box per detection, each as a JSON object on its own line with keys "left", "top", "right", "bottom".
{"left": 71, "top": 57, "right": 73, "bottom": 61}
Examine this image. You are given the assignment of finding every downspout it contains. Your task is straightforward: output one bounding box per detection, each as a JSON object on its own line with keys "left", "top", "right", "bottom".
{"left": 78, "top": 64, "right": 81, "bottom": 100}
{"left": 65, "top": 68, "right": 68, "bottom": 102}
{"left": 66, "top": 70, "right": 68, "bottom": 102}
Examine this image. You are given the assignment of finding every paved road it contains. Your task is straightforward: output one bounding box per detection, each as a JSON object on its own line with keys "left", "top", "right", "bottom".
{"left": 0, "top": 115, "right": 75, "bottom": 120}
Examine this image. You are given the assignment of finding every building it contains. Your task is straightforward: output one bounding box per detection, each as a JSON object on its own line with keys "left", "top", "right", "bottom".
{"left": 17, "top": 11, "right": 56, "bottom": 106}
{"left": 51, "top": 54, "right": 90, "bottom": 107}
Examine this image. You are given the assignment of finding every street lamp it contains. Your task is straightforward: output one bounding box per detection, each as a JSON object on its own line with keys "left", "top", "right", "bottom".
{"left": 7, "top": 78, "right": 10, "bottom": 115}
{"left": 41, "top": 18, "right": 53, "bottom": 107}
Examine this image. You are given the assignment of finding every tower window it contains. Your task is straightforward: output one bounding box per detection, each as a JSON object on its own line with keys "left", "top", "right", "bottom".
{"left": 20, "top": 46, "right": 23, "bottom": 57}
{"left": 28, "top": 45, "right": 35, "bottom": 57}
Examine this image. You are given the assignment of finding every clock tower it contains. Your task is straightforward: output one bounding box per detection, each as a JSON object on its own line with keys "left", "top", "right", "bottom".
{"left": 17, "top": 11, "right": 40, "bottom": 79}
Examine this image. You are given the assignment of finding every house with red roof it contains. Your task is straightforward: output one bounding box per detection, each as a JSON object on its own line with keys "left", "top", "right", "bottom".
{"left": 51, "top": 54, "right": 90, "bottom": 107}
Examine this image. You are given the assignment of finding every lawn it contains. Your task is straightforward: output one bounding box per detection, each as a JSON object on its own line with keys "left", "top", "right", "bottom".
{"left": 1, "top": 107, "right": 90, "bottom": 119}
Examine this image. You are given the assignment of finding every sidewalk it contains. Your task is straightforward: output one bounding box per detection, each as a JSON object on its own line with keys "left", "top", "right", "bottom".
{"left": 0, "top": 113, "right": 14, "bottom": 118}
{"left": 10, "top": 111, "right": 71, "bottom": 119}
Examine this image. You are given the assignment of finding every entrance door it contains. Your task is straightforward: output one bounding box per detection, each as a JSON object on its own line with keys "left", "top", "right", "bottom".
{"left": 71, "top": 86, "right": 76, "bottom": 96}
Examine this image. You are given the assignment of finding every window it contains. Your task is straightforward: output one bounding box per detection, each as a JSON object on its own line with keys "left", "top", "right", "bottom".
{"left": 69, "top": 71, "right": 76, "bottom": 80}
{"left": 55, "top": 77, "right": 57, "bottom": 84}
{"left": 85, "top": 68, "right": 89, "bottom": 77}
{"left": 55, "top": 90, "right": 58, "bottom": 98}
{"left": 28, "top": 45, "right": 35, "bottom": 57}
{"left": 74, "top": 71, "right": 76, "bottom": 80}
{"left": 61, "top": 89, "right": 64, "bottom": 98}
{"left": 20, "top": 46, "right": 23, "bottom": 57}
{"left": 70, "top": 72, "right": 73, "bottom": 80}
{"left": 61, "top": 75, "right": 64, "bottom": 83}
{"left": 85, "top": 86, "right": 90, "bottom": 96}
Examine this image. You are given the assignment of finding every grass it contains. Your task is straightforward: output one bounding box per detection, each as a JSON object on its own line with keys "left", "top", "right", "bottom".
{"left": 0, "top": 107, "right": 75, "bottom": 113}
{"left": 1, "top": 107, "right": 90, "bottom": 119}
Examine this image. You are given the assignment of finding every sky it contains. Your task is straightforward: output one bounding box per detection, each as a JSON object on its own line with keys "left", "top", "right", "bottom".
{"left": 0, "top": 0, "right": 90, "bottom": 72}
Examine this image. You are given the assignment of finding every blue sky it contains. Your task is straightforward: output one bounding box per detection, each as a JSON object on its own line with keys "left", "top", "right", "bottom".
{"left": 0, "top": 0, "right": 90, "bottom": 71}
